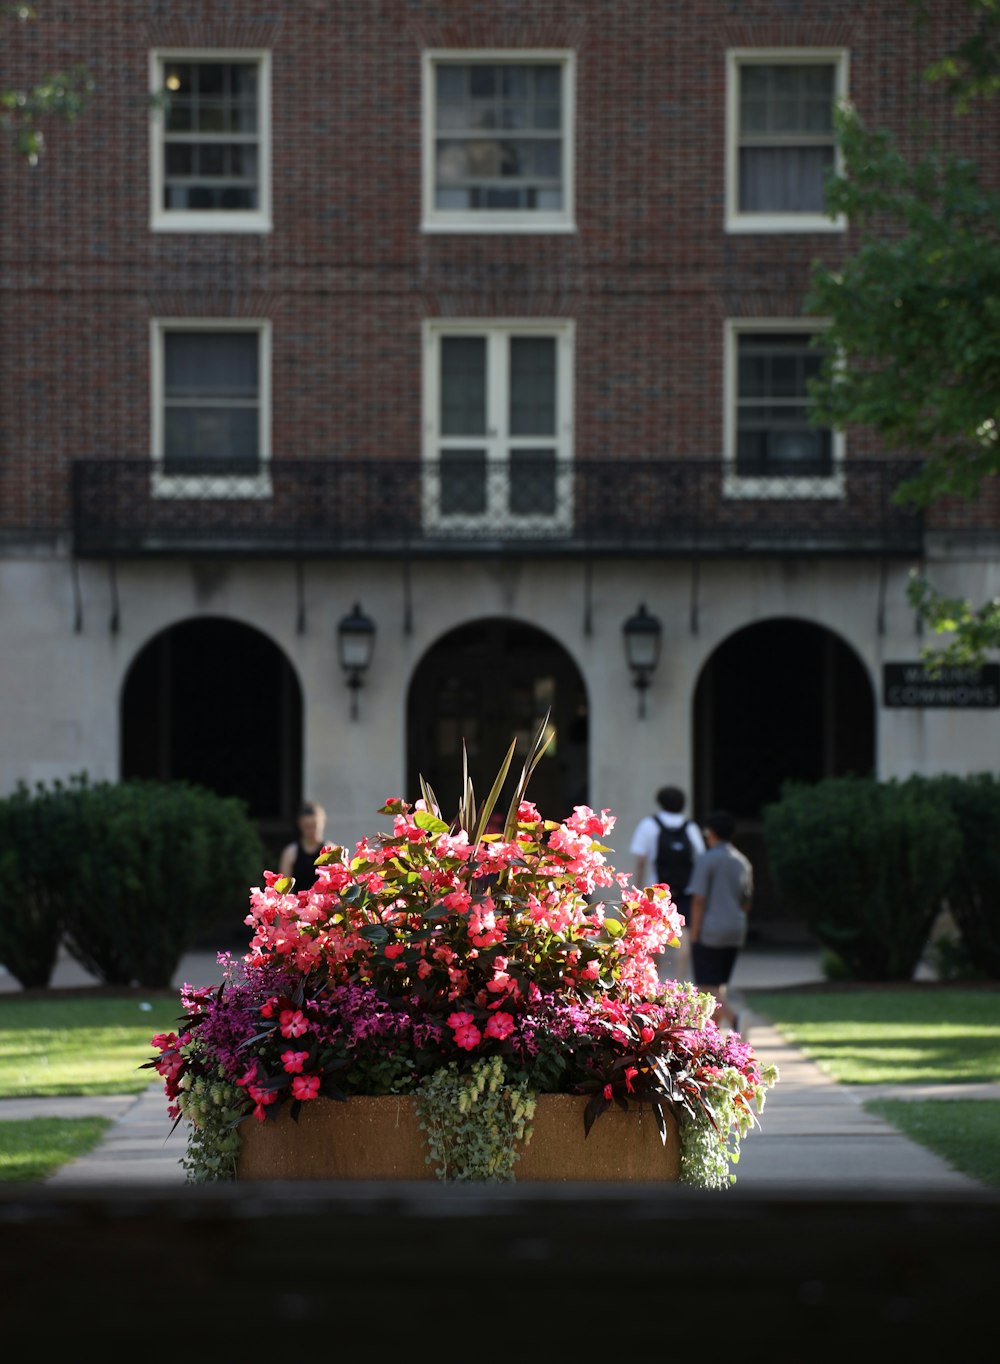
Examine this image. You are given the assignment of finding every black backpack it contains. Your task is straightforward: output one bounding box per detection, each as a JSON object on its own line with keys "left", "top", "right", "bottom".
{"left": 654, "top": 817, "right": 695, "bottom": 896}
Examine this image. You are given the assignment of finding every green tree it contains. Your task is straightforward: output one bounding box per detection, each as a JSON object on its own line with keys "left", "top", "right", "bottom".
{"left": 806, "top": 2, "right": 1000, "bottom": 666}
{"left": 1, "top": 4, "right": 93, "bottom": 164}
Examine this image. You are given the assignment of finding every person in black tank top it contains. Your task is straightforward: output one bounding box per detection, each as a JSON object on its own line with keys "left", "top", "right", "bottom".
{"left": 279, "top": 802, "right": 327, "bottom": 890}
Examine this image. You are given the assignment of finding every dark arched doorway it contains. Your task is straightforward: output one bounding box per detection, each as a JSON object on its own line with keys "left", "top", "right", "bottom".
{"left": 407, "top": 619, "right": 588, "bottom": 823}
{"left": 693, "top": 617, "right": 875, "bottom": 927}
{"left": 120, "top": 617, "right": 302, "bottom": 855}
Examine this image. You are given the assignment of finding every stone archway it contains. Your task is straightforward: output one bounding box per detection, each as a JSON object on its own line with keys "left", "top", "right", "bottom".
{"left": 693, "top": 617, "right": 875, "bottom": 925}
{"left": 407, "top": 618, "right": 589, "bottom": 823}
{"left": 120, "top": 616, "right": 302, "bottom": 852}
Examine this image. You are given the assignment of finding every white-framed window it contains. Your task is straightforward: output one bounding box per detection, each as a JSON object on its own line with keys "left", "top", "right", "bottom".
{"left": 723, "top": 320, "right": 844, "bottom": 499}
{"left": 149, "top": 50, "right": 271, "bottom": 232}
{"left": 423, "top": 320, "right": 574, "bottom": 532}
{"left": 151, "top": 319, "right": 271, "bottom": 499}
{"left": 726, "top": 48, "right": 848, "bottom": 233}
{"left": 422, "top": 51, "right": 576, "bottom": 232}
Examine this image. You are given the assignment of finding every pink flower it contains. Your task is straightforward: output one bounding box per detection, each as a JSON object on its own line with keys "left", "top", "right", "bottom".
{"left": 279, "top": 1009, "right": 308, "bottom": 1038}
{"left": 603, "top": 1083, "right": 614, "bottom": 1101}
{"left": 625, "top": 1066, "right": 638, "bottom": 1094}
{"left": 291, "top": 1074, "right": 321, "bottom": 1101}
{"left": 384, "top": 943, "right": 405, "bottom": 960}
{"left": 453, "top": 1024, "right": 482, "bottom": 1051}
{"left": 484, "top": 1012, "right": 515, "bottom": 1041}
{"left": 447, "top": 1011, "right": 475, "bottom": 1031}
{"left": 260, "top": 996, "right": 280, "bottom": 1019}
{"left": 281, "top": 1050, "right": 309, "bottom": 1074}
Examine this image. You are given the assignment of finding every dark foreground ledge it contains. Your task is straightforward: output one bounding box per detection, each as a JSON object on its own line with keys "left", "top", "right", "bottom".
{"left": 2, "top": 1183, "right": 997, "bottom": 1348}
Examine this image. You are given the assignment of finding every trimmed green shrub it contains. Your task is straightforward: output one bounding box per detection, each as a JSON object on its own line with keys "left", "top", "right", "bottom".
{"left": 917, "top": 773, "right": 1000, "bottom": 980}
{"left": 0, "top": 775, "right": 266, "bottom": 989}
{"left": 0, "top": 781, "right": 79, "bottom": 988}
{"left": 762, "top": 774, "right": 961, "bottom": 981}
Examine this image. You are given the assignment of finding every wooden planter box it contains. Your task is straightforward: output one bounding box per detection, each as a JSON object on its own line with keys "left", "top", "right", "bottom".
{"left": 236, "top": 1093, "right": 681, "bottom": 1182}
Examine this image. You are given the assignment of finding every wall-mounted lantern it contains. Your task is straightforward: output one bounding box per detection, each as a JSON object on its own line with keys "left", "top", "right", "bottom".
{"left": 337, "top": 602, "right": 376, "bottom": 719}
{"left": 623, "top": 602, "right": 662, "bottom": 718}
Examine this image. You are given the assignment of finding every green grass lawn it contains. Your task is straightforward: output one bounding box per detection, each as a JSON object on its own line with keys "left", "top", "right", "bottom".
{"left": 0, "top": 994, "right": 184, "bottom": 1098}
{"left": 746, "top": 986, "right": 1000, "bottom": 1189}
{"left": 745, "top": 988, "right": 1000, "bottom": 1085}
{"left": 0, "top": 1117, "right": 113, "bottom": 1182}
{"left": 864, "top": 1099, "right": 1000, "bottom": 1190}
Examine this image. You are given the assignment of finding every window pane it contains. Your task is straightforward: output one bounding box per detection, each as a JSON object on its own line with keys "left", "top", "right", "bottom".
{"left": 165, "top": 143, "right": 193, "bottom": 176}
{"left": 165, "top": 406, "right": 258, "bottom": 462}
{"left": 165, "top": 332, "right": 259, "bottom": 397}
{"left": 510, "top": 338, "right": 556, "bottom": 435}
{"left": 196, "top": 64, "right": 226, "bottom": 96}
{"left": 440, "top": 337, "right": 487, "bottom": 436}
{"left": 739, "top": 145, "right": 832, "bottom": 212}
{"left": 440, "top": 450, "right": 487, "bottom": 514}
{"left": 509, "top": 449, "right": 557, "bottom": 515}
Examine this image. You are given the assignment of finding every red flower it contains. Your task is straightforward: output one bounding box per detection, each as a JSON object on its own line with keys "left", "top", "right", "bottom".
{"left": 279, "top": 1009, "right": 308, "bottom": 1038}
{"left": 291, "top": 1073, "right": 321, "bottom": 1101}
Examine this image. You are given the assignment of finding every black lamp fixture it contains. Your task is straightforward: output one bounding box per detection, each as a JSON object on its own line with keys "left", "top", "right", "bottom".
{"left": 337, "top": 602, "right": 376, "bottom": 719}
{"left": 623, "top": 602, "right": 662, "bottom": 718}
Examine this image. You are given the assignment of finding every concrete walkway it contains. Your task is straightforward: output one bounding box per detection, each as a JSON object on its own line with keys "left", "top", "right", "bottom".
{"left": 2, "top": 939, "right": 995, "bottom": 1194}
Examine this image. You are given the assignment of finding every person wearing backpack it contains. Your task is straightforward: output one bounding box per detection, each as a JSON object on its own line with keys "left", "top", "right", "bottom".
{"left": 629, "top": 786, "right": 705, "bottom": 981}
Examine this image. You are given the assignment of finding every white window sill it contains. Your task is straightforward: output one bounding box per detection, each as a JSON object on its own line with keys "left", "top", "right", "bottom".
{"left": 421, "top": 218, "right": 577, "bottom": 235}
{"left": 726, "top": 214, "right": 846, "bottom": 234}
{"left": 151, "top": 212, "right": 273, "bottom": 234}
{"left": 723, "top": 472, "right": 846, "bottom": 501}
{"left": 151, "top": 472, "right": 273, "bottom": 500}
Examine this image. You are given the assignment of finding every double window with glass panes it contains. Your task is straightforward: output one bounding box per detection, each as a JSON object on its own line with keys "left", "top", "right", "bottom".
{"left": 149, "top": 51, "right": 271, "bottom": 232}
{"left": 423, "top": 324, "right": 574, "bottom": 530}
{"left": 726, "top": 49, "right": 847, "bottom": 232}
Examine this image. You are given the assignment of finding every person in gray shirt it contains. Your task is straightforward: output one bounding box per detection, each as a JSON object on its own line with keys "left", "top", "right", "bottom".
{"left": 685, "top": 809, "right": 752, "bottom": 1035}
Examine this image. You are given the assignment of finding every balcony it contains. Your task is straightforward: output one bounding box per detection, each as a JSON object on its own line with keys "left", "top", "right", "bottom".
{"left": 71, "top": 457, "right": 925, "bottom": 559}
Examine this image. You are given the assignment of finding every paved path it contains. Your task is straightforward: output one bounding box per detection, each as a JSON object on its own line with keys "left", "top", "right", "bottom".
{"left": 2, "top": 940, "right": 996, "bottom": 1193}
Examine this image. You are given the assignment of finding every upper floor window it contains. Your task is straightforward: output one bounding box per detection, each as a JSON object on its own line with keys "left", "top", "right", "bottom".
{"left": 726, "top": 49, "right": 848, "bottom": 233}
{"left": 423, "top": 321, "right": 574, "bottom": 531}
{"left": 422, "top": 51, "right": 575, "bottom": 232}
{"left": 149, "top": 51, "right": 271, "bottom": 232}
{"left": 151, "top": 320, "right": 271, "bottom": 498}
{"left": 724, "top": 321, "right": 843, "bottom": 499}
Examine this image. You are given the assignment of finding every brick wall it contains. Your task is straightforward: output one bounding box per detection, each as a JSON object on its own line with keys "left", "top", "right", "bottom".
{"left": 2, "top": 1, "right": 996, "bottom": 533}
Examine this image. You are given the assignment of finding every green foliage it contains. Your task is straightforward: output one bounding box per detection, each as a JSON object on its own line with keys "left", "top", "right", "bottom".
{"left": 762, "top": 775, "right": 961, "bottom": 980}
{"left": 0, "top": 1115, "right": 113, "bottom": 1183}
{"left": 175, "top": 1070, "right": 246, "bottom": 1183}
{"left": 414, "top": 1055, "right": 536, "bottom": 1181}
{"left": 915, "top": 773, "right": 1000, "bottom": 978}
{"left": 0, "top": 780, "right": 80, "bottom": 987}
{"left": 2, "top": 5, "right": 93, "bottom": 164}
{"left": 805, "top": 92, "right": 1000, "bottom": 664}
{"left": 0, "top": 775, "right": 266, "bottom": 989}
{"left": 807, "top": 104, "right": 1000, "bottom": 509}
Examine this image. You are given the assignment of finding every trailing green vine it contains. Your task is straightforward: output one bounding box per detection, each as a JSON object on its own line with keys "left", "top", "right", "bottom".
{"left": 175, "top": 1067, "right": 246, "bottom": 1183}
{"left": 414, "top": 1056, "right": 537, "bottom": 1181}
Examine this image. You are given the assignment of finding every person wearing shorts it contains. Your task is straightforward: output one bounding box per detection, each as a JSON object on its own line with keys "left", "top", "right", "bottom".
{"left": 685, "top": 809, "right": 752, "bottom": 1034}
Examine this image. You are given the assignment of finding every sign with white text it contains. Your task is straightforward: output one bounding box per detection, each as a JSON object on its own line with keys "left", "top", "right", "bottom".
{"left": 883, "top": 662, "right": 1000, "bottom": 708}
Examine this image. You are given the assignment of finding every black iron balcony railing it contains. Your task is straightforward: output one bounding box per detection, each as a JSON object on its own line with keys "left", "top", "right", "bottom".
{"left": 71, "top": 457, "right": 925, "bottom": 558}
